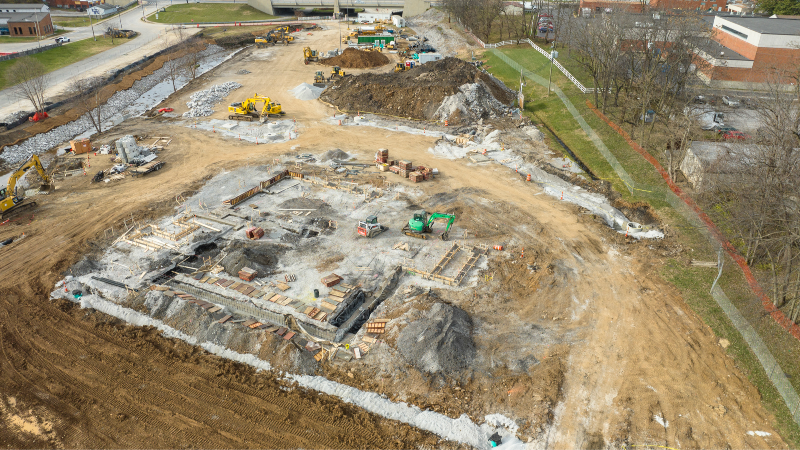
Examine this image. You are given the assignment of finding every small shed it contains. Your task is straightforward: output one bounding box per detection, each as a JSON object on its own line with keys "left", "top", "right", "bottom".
{"left": 87, "top": 4, "right": 117, "bottom": 19}
{"left": 391, "top": 15, "right": 405, "bottom": 27}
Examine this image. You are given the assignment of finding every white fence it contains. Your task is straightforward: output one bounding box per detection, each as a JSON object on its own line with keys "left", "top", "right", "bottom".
{"left": 469, "top": 33, "right": 594, "bottom": 94}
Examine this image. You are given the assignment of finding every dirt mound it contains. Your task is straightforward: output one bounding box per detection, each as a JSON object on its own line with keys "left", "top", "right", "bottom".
{"left": 220, "top": 240, "right": 287, "bottom": 277}
{"left": 320, "top": 48, "right": 389, "bottom": 68}
{"left": 397, "top": 302, "right": 476, "bottom": 374}
{"left": 319, "top": 57, "right": 514, "bottom": 124}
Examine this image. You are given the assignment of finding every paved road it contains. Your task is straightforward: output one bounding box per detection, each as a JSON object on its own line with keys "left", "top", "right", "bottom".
{"left": 0, "top": 0, "right": 238, "bottom": 54}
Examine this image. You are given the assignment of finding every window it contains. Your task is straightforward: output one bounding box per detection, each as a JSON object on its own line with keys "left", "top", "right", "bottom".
{"left": 720, "top": 24, "right": 748, "bottom": 39}
{"left": 28, "top": 26, "right": 33, "bottom": 34}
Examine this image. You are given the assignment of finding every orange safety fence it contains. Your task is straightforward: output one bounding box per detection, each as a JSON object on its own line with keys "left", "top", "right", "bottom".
{"left": 585, "top": 100, "right": 800, "bottom": 341}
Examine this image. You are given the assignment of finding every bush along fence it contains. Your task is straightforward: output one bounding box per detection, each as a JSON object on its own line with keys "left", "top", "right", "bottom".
{"left": 465, "top": 30, "right": 594, "bottom": 94}
{"left": 585, "top": 100, "right": 800, "bottom": 427}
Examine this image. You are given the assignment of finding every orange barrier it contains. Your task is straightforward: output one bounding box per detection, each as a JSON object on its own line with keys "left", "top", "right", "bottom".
{"left": 586, "top": 100, "right": 800, "bottom": 341}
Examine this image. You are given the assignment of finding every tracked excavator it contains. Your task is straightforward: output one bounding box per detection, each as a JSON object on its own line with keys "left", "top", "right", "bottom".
{"left": 402, "top": 210, "right": 455, "bottom": 241}
{"left": 303, "top": 47, "right": 319, "bottom": 64}
{"left": 0, "top": 155, "right": 52, "bottom": 219}
{"left": 228, "top": 94, "right": 285, "bottom": 122}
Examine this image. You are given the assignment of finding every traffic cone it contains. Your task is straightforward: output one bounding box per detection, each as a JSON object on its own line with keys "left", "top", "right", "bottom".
{"left": 561, "top": 191, "right": 563, "bottom": 200}
{"left": 338, "top": 120, "right": 342, "bottom": 126}
{"left": 213, "top": 126, "right": 215, "bottom": 133}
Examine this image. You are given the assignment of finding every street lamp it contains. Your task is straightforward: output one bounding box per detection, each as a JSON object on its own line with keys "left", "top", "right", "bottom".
{"left": 547, "top": 42, "right": 558, "bottom": 97}
{"left": 89, "top": 11, "right": 96, "bottom": 41}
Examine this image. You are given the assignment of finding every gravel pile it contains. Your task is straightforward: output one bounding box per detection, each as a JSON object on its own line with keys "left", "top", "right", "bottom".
{"left": 182, "top": 81, "right": 243, "bottom": 118}
{"left": 115, "top": 135, "right": 150, "bottom": 163}
{"left": 237, "top": 69, "right": 251, "bottom": 74}
{"left": 2, "top": 110, "right": 31, "bottom": 124}
{"left": 0, "top": 45, "right": 227, "bottom": 166}
{"left": 288, "top": 83, "right": 324, "bottom": 101}
{"left": 397, "top": 302, "right": 476, "bottom": 374}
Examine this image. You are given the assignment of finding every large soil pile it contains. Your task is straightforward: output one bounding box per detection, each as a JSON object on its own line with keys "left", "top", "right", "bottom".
{"left": 320, "top": 48, "right": 389, "bottom": 68}
{"left": 319, "top": 57, "right": 515, "bottom": 124}
{"left": 397, "top": 302, "right": 476, "bottom": 374}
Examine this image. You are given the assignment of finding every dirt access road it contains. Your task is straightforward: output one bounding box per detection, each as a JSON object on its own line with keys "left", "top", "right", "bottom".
{"left": 0, "top": 25, "right": 787, "bottom": 448}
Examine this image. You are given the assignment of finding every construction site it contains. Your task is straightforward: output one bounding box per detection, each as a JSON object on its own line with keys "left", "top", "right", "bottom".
{"left": 0, "top": 10, "right": 789, "bottom": 450}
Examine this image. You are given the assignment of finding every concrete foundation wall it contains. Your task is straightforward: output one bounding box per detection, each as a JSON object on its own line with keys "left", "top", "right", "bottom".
{"left": 247, "top": 0, "right": 275, "bottom": 15}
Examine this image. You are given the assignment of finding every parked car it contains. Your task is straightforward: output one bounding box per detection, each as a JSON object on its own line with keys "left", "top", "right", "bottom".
{"left": 722, "top": 130, "right": 750, "bottom": 140}
{"left": 715, "top": 126, "right": 737, "bottom": 135}
{"left": 55, "top": 37, "right": 70, "bottom": 43}
{"left": 693, "top": 95, "right": 707, "bottom": 104}
{"left": 721, "top": 96, "right": 740, "bottom": 107}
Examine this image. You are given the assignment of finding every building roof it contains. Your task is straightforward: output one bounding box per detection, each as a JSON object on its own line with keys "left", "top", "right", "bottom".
{"left": 0, "top": 3, "right": 47, "bottom": 10}
{"left": 718, "top": 16, "right": 800, "bottom": 35}
{"left": 90, "top": 4, "right": 116, "bottom": 10}
{"left": 0, "top": 10, "right": 47, "bottom": 22}
{"left": 697, "top": 38, "right": 750, "bottom": 60}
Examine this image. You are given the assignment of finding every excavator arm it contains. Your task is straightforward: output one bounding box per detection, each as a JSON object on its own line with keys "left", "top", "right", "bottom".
{"left": 0, "top": 155, "right": 51, "bottom": 214}
{"left": 427, "top": 213, "right": 455, "bottom": 240}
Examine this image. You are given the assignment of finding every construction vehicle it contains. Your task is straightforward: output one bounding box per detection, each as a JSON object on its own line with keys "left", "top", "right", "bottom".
{"left": 255, "top": 35, "right": 273, "bottom": 47}
{"left": 0, "top": 155, "right": 52, "bottom": 219}
{"left": 394, "top": 61, "right": 415, "bottom": 72}
{"left": 402, "top": 210, "right": 455, "bottom": 241}
{"left": 228, "top": 94, "right": 285, "bottom": 122}
{"left": 357, "top": 215, "right": 388, "bottom": 238}
{"left": 313, "top": 71, "right": 327, "bottom": 87}
{"left": 330, "top": 66, "right": 346, "bottom": 79}
{"left": 303, "top": 47, "right": 319, "bottom": 64}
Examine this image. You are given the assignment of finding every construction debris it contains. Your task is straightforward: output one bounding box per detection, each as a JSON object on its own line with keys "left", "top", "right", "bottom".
{"left": 182, "top": 81, "right": 243, "bottom": 118}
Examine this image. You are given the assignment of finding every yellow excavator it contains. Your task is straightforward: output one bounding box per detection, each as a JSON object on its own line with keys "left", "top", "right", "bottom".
{"left": 0, "top": 155, "right": 51, "bottom": 219}
{"left": 228, "top": 94, "right": 285, "bottom": 122}
{"left": 303, "top": 47, "right": 319, "bottom": 64}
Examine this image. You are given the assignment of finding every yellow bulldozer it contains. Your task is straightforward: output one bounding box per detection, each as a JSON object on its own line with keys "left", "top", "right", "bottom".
{"left": 0, "top": 155, "right": 52, "bottom": 219}
{"left": 228, "top": 94, "right": 285, "bottom": 122}
{"left": 303, "top": 47, "right": 319, "bottom": 64}
{"left": 330, "top": 66, "right": 346, "bottom": 79}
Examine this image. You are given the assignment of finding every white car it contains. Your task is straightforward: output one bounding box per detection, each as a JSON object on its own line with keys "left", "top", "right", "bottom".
{"left": 722, "top": 96, "right": 740, "bottom": 107}
{"left": 55, "top": 37, "right": 70, "bottom": 43}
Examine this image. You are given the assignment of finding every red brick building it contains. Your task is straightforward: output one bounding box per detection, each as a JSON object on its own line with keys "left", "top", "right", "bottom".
{"left": 694, "top": 16, "right": 800, "bottom": 87}
{"left": 579, "top": 0, "right": 728, "bottom": 13}
{"left": 0, "top": 11, "right": 54, "bottom": 36}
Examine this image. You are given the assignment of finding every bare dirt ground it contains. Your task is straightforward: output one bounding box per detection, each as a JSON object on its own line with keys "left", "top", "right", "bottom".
{"left": 0, "top": 23, "right": 788, "bottom": 449}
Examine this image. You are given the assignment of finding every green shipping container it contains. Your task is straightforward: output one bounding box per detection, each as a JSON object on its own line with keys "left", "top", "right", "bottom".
{"left": 357, "top": 34, "right": 395, "bottom": 47}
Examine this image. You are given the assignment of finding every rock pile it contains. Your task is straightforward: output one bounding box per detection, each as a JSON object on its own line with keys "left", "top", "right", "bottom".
{"left": 320, "top": 48, "right": 389, "bottom": 69}
{"left": 0, "top": 45, "right": 226, "bottom": 166}
{"left": 320, "top": 57, "right": 515, "bottom": 125}
{"left": 115, "top": 135, "right": 149, "bottom": 163}
{"left": 397, "top": 302, "right": 476, "bottom": 374}
{"left": 182, "top": 81, "right": 243, "bottom": 118}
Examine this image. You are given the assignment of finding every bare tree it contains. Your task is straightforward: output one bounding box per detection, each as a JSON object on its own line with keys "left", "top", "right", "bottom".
{"left": 105, "top": 25, "right": 115, "bottom": 44}
{"left": 705, "top": 71, "right": 800, "bottom": 323}
{"left": 69, "top": 77, "right": 106, "bottom": 134}
{"left": 9, "top": 57, "right": 50, "bottom": 114}
{"left": 181, "top": 36, "right": 206, "bottom": 80}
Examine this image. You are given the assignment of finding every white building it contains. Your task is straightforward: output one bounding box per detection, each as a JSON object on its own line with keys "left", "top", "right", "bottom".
{"left": 87, "top": 3, "right": 117, "bottom": 19}
{"left": 391, "top": 15, "right": 405, "bottom": 27}
{"left": 357, "top": 12, "right": 391, "bottom": 23}
{"left": 0, "top": 3, "right": 48, "bottom": 13}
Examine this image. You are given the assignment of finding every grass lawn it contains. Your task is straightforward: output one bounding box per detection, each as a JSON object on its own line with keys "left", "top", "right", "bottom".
{"left": 52, "top": 16, "right": 93, "bottom": 28}
{"left": 0, "top": 36, "right": 124, "bottom": 90}
{"left": 483, "top": 48, "right": 800, "bottom": 447}
{"left": 148, "top": 4, "right": 278, "bottom": 24}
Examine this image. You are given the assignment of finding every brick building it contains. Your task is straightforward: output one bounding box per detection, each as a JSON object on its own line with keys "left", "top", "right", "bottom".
{"left": 649, "top": 0, "right": 727, "bottom": 11}
{"left": 0, "top": 11, "right": 54, "bottom": 36}
{"left": 694, "top": 16, "right": 800, "bottom": 87}
{"left": 578, "top": 0, "right": 728, "bottom": 13}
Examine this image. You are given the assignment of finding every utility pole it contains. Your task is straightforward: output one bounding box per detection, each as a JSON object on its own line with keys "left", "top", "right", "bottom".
{"left": 89, "top": 12, "right": 96, "bottom": 41}
{"left": 547, "top": 41, "right": 557, "bottom": 97}
{"left": 142, "top": 0, "right": 145, "bottom": 19}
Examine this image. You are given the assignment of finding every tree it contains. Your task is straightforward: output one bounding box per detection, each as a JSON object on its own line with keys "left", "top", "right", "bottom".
{"left": 9, "top": 57, "right": 50, "bottom": 114}
{"left": 105, "top": 25, "right": 115, "bottom": 44}
{"left": 69, "top": 77, "right": 106, "bottom": 135}
{"left": 705, "top": 71, "right": 800, "bottom": 324}
{"left": 755, "top": 0, "right": 800, "bottom": 15}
